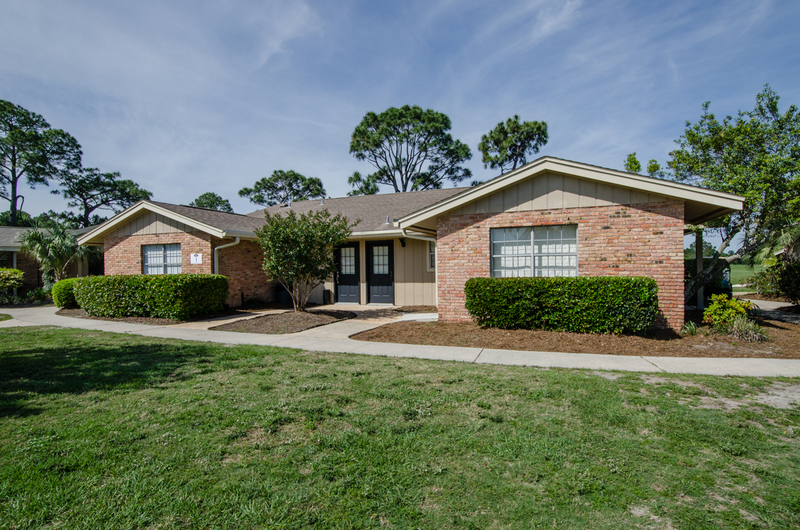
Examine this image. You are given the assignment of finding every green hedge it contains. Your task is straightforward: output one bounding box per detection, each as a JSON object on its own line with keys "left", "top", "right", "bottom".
{"left": 464, "top": 276, "right": 660, "bottom": 334}
{"left": 0, "top": 268, "right": 24, "bottom": 291}
{"left": 74, "top": 274, "right": 229, "bottom": 321}
{"left": 52, "top": 278, "right": 79, "bottom": 308}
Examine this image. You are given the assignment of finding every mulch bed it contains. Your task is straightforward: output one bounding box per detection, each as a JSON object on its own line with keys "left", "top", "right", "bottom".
{"left": 56, "top": 308, "right": 184, "bottom": 326}
{"left": 394, "top": 306, "right": 438, "bottom": 314}
{"left": 211, "top": 310, "right": 356, "bottom": 335}
{"left": 352, "top": 314, "right": 800, "bottom": 359}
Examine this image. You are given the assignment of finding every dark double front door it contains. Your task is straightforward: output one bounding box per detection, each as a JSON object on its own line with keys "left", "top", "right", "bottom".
{"left": 335, "top": 241, "right": 394, "bottom": 304}
{"left": 366, "top": 241, "right": 394, "bottom": 304}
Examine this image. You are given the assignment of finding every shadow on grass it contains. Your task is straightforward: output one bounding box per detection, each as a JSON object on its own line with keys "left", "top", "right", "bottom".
{"left": 0, "top": 334, "right": 208, "bottom": 418}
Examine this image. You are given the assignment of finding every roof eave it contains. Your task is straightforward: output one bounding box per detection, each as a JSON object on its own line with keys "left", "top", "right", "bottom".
{"left": 398, "top": 157, "right": 745, "bottom": 228}
{"left": 77, "top": 201, "right": 230, "bottom": 245}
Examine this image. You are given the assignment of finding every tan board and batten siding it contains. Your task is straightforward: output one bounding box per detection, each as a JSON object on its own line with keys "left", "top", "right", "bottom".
{"left": 110, "top": 211, "right": 192, "bottom": 237}
{"left": 448, "top": 172, "right": 669, "bottom": 217}
{"left": 393, "top": 238, "right": 436, "bottom": 306}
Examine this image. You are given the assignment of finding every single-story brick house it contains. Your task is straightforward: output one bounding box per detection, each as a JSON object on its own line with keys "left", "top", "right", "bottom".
{"left": 77, "top": 157, "right": 744, "bottom": 329}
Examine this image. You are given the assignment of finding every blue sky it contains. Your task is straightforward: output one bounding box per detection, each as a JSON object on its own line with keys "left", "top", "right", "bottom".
{"left": 2, "top": 0, "right": 799, "bottom": 230}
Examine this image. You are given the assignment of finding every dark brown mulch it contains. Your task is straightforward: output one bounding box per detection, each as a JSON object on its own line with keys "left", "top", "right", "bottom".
{"left": 351, "top": 317, "right": 800, "bottom": 359}
{"left": 56, "top": 308, "right": 182, "bottom": 326}
{"left": 776, "top": 305, "right": 800, "bottom": 314}
{"left": 394, "top": 306, "right": 438, "bottom": 314}
{"left": 211, "top": 310, "right": 356, "bottom": 335}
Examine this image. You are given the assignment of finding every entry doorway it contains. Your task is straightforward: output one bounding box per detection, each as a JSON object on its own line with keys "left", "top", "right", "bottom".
{"left": 335, "top": 243, "right": 359, "bottom": 303}
{"left": 366, "top": 240, "right": 394, "bottom": 304}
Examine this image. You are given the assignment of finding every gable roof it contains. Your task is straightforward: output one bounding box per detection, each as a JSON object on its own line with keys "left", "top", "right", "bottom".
{"left": 77, "top": 188, "right": 465, "bottom": 245}
{"left": 253, "top": 187, "right": 466, "bottom": 235}
{"left": 398, "top": 156, "right": 744, "bottom": 229}
{"left": 78, "top": 201, "right": 266, "bottom": 245}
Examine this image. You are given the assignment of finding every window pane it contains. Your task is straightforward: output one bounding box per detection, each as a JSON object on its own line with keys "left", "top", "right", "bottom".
{"left": 142, "top": 244, "right": 181, "bottom": 275}
{"left": 373, "top": 246, "right": 388, "bottom": 275}
{"left": 340, "top": 247, "right": 355, "bottom": 275}
{"left": 429, "top": 241, "right": 436, "bottom": 270}
{"left": 532, "top": 225, "right": 578, "bottom": 277}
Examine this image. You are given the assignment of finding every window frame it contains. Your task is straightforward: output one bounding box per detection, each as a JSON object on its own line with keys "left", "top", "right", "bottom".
{"left": 142, "top": 243, "right": 182, "bottom": 275}
{"left": 427, "top": 241, "right": 436, "bottom": 272}
{"left": 490, "top": 225, "right": 578, "bottom": 278}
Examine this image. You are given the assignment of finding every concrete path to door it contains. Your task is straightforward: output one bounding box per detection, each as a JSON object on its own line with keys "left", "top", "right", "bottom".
{"left": 1, "top": 305, "right": 799, "bottom": 377}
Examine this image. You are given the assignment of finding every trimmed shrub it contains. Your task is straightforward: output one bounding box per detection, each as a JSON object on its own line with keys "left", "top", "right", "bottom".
{"left": 702, "top": 294, "right": 753, "bottom": 327}
{"left": 52, "top": 278, "right": 79, "bottom": 308}
{"left": 74, "top": 274, "right": 229, "bottom": 321}
{"left": 464, "top": 276, "right": 659, "bottom": 334}
{"left": 0, "top": 268, "right": 24, "bottom": 291}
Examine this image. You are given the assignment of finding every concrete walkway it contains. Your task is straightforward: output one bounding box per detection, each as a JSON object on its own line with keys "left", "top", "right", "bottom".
{"left": 1, "top": 305, "right": 799, "bottom": 377}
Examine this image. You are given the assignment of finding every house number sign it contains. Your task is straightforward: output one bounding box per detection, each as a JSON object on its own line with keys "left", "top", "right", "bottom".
{"left": 190, "top": 253, "right": 203, "bottom": 264}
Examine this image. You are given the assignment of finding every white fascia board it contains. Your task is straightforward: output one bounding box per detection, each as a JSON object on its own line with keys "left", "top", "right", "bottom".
{"left": 221, "top": 230, "right": 257, "bottom": 240}
{"left": 349, "top": 229, "right": 404, "bottom": 240}
{"left": 398, "top": 157, "right": 744, "bottom": 228}
{"left": 77, "top": 201, "right": 227, "bottom": 245}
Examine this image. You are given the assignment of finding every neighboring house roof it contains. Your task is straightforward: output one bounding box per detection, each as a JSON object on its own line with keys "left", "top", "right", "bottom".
{"left": 252, "top": 187, "right": 467, "bottom": 235}
{"left": 0, "top": 227, "right": 31, "bottom": 251}
{"left": 398, "top": 156, "right": 745, "bottom": 230}
{"left": 0, "top": 226, "right": 91, "bottom": 251}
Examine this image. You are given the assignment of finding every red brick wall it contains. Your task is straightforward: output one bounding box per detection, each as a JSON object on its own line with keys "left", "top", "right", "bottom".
{"left": 104, "top": 232, "right": 213, "bottom": 276}
{"left": 436, "top": 201, "right": 685, "bottom": 330}
{"left": 103, "top": 233, "right": 275, "bottom": 307}
{"left": 213, "top": 238, "right": 275, "bottom": 305}
{"left": 1, "top": 251, "right": 42, "bottom": 293}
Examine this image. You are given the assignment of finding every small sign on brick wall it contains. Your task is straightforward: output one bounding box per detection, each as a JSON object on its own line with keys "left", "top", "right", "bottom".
{"left": 190, "top": 253, "right": 203, "bottom": 264}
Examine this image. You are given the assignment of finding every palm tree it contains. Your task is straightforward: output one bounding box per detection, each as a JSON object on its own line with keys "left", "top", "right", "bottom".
{"left": 18, "top": 222, "right": 90, "bottom": 287}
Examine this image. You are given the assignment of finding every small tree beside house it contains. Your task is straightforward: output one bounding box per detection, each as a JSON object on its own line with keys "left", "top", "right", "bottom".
{"left": 256, "top": 209, "right": 356, "bottom": 311}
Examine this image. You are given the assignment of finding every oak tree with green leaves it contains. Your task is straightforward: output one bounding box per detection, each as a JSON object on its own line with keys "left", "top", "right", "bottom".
{"left": 0, "top": 100, "right": 82, "bottom": 226}
{"left": 349, "top": 105, "right": 472, "bottom": 194}
{"left": 624, "top": 153, "right": 642, "bottom": 173}
{"left": 239, "top": 170, "right": 325, "bottom": 207}
{"left": 256, "top": 209, "right": 356, "bottom": 311}
{"left": 669, "top": 85, "right": 800, "bottom": 303}
{"left": 53, "top": 167, "right": 152, "bottom": 227}
{"left": 478, "top": 115, "right": 548, "bottom": 174}
{"left": 189, "top": 192, "right": 233, "bottom": 212}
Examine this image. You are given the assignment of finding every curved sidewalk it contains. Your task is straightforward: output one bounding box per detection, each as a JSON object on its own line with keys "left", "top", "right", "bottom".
{"left": 2, "top": 306, "right": 799, "bottom": 377}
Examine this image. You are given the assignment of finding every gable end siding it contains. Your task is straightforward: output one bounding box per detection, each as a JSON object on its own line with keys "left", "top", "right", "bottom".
{"left": 449, "top": 172, "right": 670, "bottom": 217}
{"left": 436, "top": 201, "right": 685, "bottom": 329}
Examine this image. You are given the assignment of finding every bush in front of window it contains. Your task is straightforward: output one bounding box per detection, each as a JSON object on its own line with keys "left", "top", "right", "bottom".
{"left": 464, "top": 276, "right": 659, "bottom": 334}
{"left": 74, "top": 274, "right": 229, "bottom": 320}
{"left": 52, "top": 278, "right": 79, "bottom": 308}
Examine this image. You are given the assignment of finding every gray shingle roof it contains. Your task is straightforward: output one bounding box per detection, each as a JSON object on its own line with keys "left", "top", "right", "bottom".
{"left": 0, "top": 227, "right": 31, "bottom": 249}
{"left": 249, "top": 187, "right": 468, "bottom": 233}
{"left": 149, "top": 201, "right": 267, "bottom": 234}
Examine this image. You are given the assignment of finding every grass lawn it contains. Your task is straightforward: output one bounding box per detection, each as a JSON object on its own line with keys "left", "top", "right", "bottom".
{"left": 1, "top": 327, "right": 799, "bottom": 529}
{"left": 730, "top": 263, "right": 765, "bottom": 285}
{"left": 0, "top": 314, "right": 11, "bottom": 322}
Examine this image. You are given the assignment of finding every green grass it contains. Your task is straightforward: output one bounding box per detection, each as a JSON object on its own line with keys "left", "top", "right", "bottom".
{"left": 1, "top": 327, "right": 799, "bottom": 529}
{"left": 0, "top": 314, "right": 11, "bottom": 322}
{"left": 730, "top": 263, "right": 765, "bottom": 285}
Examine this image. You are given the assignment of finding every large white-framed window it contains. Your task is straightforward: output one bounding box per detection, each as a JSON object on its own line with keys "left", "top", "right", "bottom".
{"left": 491, "top": 225, "right": 578, "bottom": 278}
{"left": 142, "top": 244, "right": 181, "bottom": 275}
{"left": 427, "top": 241, "right": 436, "bottom": 272}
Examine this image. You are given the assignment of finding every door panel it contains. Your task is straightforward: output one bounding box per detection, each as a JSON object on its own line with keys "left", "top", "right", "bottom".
{"left": 335, "top": 243, "right": 359, "bottom": 303}
{"left": 367, "top": 241, "right": 394, "bottom": 304}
